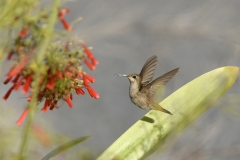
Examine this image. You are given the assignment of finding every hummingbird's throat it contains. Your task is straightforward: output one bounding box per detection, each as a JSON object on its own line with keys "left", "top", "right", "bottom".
{"left": 129, "top": 80, "right": 140, "bottom": 97}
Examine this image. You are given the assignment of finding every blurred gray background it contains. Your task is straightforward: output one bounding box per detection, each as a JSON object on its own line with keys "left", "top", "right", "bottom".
{"left": 1, "top": 0, "right": 240, "bottom": 159}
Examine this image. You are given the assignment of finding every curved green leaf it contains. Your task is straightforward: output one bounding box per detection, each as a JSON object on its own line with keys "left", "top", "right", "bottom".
{"left": 41, "top": 136, "right": 90, "bottom": 160}
{"left": 97, "top": 66, "right": 239, "bottom": 160}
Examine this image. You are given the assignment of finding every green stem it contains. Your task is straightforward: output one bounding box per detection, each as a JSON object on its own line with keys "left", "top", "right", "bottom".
{"left": 18, "top": 0, "right": 60, "bottom": 159}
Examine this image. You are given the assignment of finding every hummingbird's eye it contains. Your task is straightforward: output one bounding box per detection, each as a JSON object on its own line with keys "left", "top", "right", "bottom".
{"left": 133, "top": 76, "right": 136, "bottom": 79}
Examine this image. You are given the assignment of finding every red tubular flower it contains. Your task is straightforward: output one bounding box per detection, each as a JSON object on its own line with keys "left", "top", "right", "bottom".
{"left": 57, "top": 72, "right": 63, "bottom": 79}
{"left": 60, "top": 18, "right": 72, "bottom": 31}
{"left": 4, "top": 77, "right": 13, "bottom": 84}
{"left": 50, "top": 104, "right": 54, "bottom": 110}
{"left": 83, "top": 58, "right": 96, "bottom": 70}
{"left": 78, "top": 72, "right": 83, "bottom": 78}
{"left": 17, "top": 108, "right": 29, "bottom": 126}
{"left": 75, "top": 88, "right": 85, "bottom": 95}
{"left": 12, "top": 74, "right": 20, "bottom": 83}
{"left": 83, "top": 74, "right": 95, "bottom": 83}
{"left": 58, "top": 8, "right": 71, "bottom": 31}
{"left": 65, "top": 96, "right": 73, "bottom": 108}
{"left": 86, "top": 86, "right": 100, "bottom": 99}
{"left": 83, "top": 77, "right": 89, "bottom": 87}
{"left": 7, "top": 55, "right": 28, "bottom": 79}
{"left": 70, "top": 93, "right": 73, "bottom": 100}
{"left": 50, "top": 100, "right": 58, "bottom": 110}
{"left": 75, "top": 89, "right": 79, "bottom": 94}
{"left": 91, "top": 58, "right": 99, "bottom": 65}
{"left": 14, "top": 76, "right": 24, "bottom": 90}
{"left": 3, "top": 85, "right": 15, "bottom": 100}
{"left": 46, "top": 76, "right": 56, "bottom": 90}
{"left": 58, "top": 8, "right": 70, "bottom": 19}
{"left": 22, "top": 75, "right": 33, "bottom": 94}
{"left": 18, "top": 26, "right": 29, "bottom": 38}
{"left": 79, "top": 89, "right": 85, "bottom": 94}
{"left": 42, "top": 99, "right": 50, "bottom": 113}
{"left": 7, "top": 51, "right": 14, "bottom": 60}
{"left": 81, "top": 43, "right": 94, "bottom": 59}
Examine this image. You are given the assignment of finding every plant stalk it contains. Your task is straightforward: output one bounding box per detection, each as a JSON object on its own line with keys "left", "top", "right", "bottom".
{"left": 18, "top": 0, "right": 60, "bottom": 159}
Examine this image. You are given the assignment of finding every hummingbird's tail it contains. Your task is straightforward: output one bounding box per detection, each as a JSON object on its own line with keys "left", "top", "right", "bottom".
{"left": 152, "top": 102, "right": 172, "bottom": 115}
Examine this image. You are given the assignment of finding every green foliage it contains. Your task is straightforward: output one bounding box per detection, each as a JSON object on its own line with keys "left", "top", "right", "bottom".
{"left": 97, "top": 66, "right": 238, "bottom": 160}
{"left": 41, "top": 136, "right": 91, "bottom": 160}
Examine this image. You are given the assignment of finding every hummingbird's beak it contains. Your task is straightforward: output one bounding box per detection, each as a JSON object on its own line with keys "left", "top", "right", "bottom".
{"left": 115, "top": 74, "right": 128, "bottom": 77}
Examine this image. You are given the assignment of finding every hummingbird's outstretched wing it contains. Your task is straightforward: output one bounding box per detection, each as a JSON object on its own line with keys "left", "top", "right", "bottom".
{"left": 139, "top": 55, "right": 158, "bottom": 85}
{"left": 141, "top": 68, "right": 179, "bottom": 98}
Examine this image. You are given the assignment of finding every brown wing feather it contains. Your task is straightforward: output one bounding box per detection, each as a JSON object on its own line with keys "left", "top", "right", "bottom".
{"left": 139, "top": 55, "right": 158, "bottom": 85}
{"left": 141, "top": 68, "right": 179, "bottom": 98}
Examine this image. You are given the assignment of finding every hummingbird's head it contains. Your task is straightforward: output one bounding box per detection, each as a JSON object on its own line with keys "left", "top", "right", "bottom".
{"left": 126, "top": 74, "right": 141, "bottom": 83}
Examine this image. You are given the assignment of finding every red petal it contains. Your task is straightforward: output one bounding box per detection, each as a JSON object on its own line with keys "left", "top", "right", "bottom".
{"left": 18, "top": 26, "right": 29, "bottom": 38}
{"left": 79, "top": 88, "right": 85, "bottom": 94}
{"left": 91, "top": 58, "right": 99, "bottom": 65}
{"left": 78, "top": 72, "right": 83, "bottom": 78}
{"left": 60, "top": 18, "right": 72, "bottom": 31}
{"left": 83, "top": 77, "right": 89, "bottom": 87}
{"left": 7, "top": 51, "right": 14, "bottom": 60}
{"left": 16, "top": 108, "right": 29, "bottom": 126}
{"left": 50, "top": 104, "right": 54, "bottom": 110}
{"left": 3, "top": 85, "right": 15, "bottom": 100}
{"left": 14, "top": 76, "right": 24, "bottom": 90}
{"left": 58, "top": 8, "right": 70, "bottom": 19}
{"left": 7, "top": 55, "right": 28, "bottom": 79}
{"left": 12, "top": 74, "right": 21, "bottom": 83}
{"left": 22, "top": 75, "right": 33, "bottom": 94}
{"left": 46, "top": 76, "right": 56, "bottom": 90}
{"left": 75, "top": 89, "right": 80, "bottom": 94}
{"left": 86, "top": 86, "right": 100, "bottom": 99}
{"left": 83, "top": 74, "right": 95, "bottom": 83}
{"left": 75, "top": 88, "right": 85, "bottom": 95}
{"left": 4, "top": 77, "right": 13, "bottom": 84}
{"left": 62, "top": 8, "right": 70, "bottom": 13}
{"left": 65, "top": 96, "right": 73, "bottom": 108}
{"left": 41, "top": 99, "right": 50, "bottom": 113}
{"left": 83, "top": 59, "right": 96, "bottom": 70}
{"left": 50, "top": 100, "right": 58, "bottom": 110}
{"left": 81, "top": 43, "right": 94, "bottom": 59}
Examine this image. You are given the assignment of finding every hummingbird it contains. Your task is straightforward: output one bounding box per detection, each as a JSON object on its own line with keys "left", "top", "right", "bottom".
{"left": 115, "top": 55, "right": 179, "bottom": 115}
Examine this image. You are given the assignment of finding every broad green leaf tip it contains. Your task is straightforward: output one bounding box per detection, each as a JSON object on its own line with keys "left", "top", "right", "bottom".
{"left": 41, "top": 136, "right": 90, "bottom": 160}
{"left": 97, "top": 66, "right": 238, "bottom": 160}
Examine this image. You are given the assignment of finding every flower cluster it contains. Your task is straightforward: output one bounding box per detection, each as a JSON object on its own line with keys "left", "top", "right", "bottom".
{"left": 2, "top": 8, "right": 99, "bottom": 126}
{"left": 58, "top": 8, "right": 72, "bottom": 31}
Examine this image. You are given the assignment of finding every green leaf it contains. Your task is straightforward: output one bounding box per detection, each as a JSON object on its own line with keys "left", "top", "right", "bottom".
{"left": 41, "top": 136, "right": 90, "bottom": 160}
{"left": 97, "top": 66, "right": 239, "bottom": 160}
